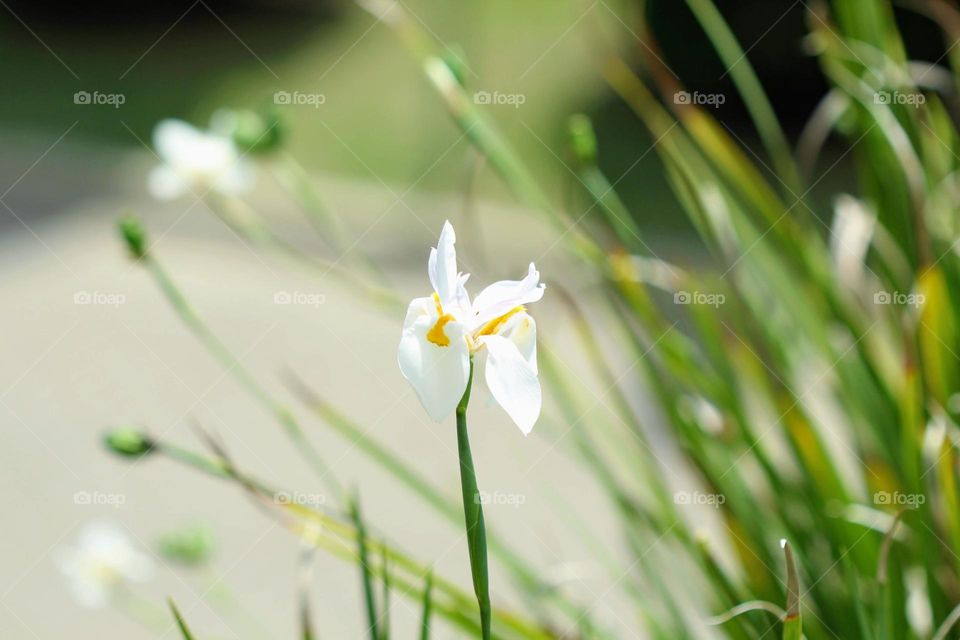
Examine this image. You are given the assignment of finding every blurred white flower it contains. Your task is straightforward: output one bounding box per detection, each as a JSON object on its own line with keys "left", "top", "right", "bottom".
{"left": 56, "top": 520, "right": 155, "bottom": 608}
{"left": 398, "top": 221, "right": 545, "bottom": 434}
{"left": 148, "top": 118, "right": 253, "bottom": 200}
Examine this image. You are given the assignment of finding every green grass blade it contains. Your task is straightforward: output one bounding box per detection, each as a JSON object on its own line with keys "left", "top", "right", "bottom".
{"left": 420, "top": 571, "right": 433, "bottom": 640}
{"left": 167, "top": 599, "right": 197, "bottom": 640}
{"left": 117, "top": 216, "right": 345, "bottom": 502}
{"left": 349, "top": 494, "right": 380, "bottom": 640}
{"left": 781, "top": 540, "right": 802, "bottom": 640}
{"left": 684, "top": 0, "right": 803, "bottom": 193}
{"left": 380, "top": 547, "right": 391, "bottom": 640}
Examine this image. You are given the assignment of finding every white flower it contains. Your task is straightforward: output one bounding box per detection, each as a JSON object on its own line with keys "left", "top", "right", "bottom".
{"left": 148, "top": 118, "right": 253, "bottom": 200}
{"left": 56, "top": 520, "right": 155, "bottom": 608}
{"left": 398, "top": 221, "right": 545, "bottom": 434}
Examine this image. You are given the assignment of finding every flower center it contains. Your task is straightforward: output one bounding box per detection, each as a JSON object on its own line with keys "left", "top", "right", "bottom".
{"left": 477, "top": 305, "right": 525, "bottom": 337}
{"left": 426, "top": 293, "right": 456, "bottom": 347}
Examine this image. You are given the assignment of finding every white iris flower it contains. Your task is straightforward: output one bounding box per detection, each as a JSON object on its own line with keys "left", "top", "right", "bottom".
{"left": 398, "top": 221, "right": 545, "bottom": 434}
{"left": 56, "top": 520, "right": 155, "bottom": 608}
{"left": 148, "top": 118, "right": 253, "bottom": 200}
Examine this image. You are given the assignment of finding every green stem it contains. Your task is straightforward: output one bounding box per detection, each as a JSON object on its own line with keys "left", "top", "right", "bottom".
{"left": 349, "top": 494, "right": 380, "bottom": 640}
{"left": 143, "top": 256, "right": 345, "bottom": 502}
{"left": 455, "top": 360, "right": 491, "bottom": 640}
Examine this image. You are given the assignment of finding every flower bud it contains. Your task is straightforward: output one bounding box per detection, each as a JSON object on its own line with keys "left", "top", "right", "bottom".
{"left": 117, "top": 216, "right": 148, "bottom": 260}
{"left": 103, "top": 426, "right": 154, "bottom": 458}
{"left": 215, "top": 108, "right": 285, "bottom": 155}
{"left": 567, "top": 113, "right": 597, "bottom": 166}
{"left": 158, "top": 522, "right": 216, "bottom": 566}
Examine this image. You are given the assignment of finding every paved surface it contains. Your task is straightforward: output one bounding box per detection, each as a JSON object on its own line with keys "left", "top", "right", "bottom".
{"left": 0, "top": 142, "right": 698, "bottom": 638}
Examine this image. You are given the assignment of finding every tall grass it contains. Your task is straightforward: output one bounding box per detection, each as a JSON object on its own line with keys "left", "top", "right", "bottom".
{"left": 111, "top": 0, "right": 960, "bottom": 638}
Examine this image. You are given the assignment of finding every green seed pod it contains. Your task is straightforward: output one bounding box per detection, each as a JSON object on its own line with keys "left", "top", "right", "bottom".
{"left": 158, "top": 522, "right": 216, "bottom": 566}
{"left": 216, "top": 108, "right": 285, "bottom": 155}
{"left": 104, "top": 426, "right": 154, "bottom": 457}
{"left": 117, "top": 215, "right": 148, "bottom": 260}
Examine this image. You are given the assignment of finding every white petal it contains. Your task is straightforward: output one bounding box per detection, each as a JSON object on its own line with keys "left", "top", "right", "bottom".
{"left": 429, "top": 221, "right": 459, "bottom": 305}
{"left": 398, "top": 313, "right": 471, "bottom": 422}
{"left": 152, "top": 118, "right": 247, "bottom": 195}
{"left": 403, "top": 296, "right": 436, "bottom": 329}
{"left": 153, "top": 119, "right": 203, "bottom": 165}
{"left": 147, "top": 165, "right": 188, "bottom": 200}
{"left": 472, "top": 263, "right": 545, "bottom": 327}
{"left": 499, "top": 311, "right": 537, "bottom": 375}
{"left": 213, "top": 159, "right": 255, "bottom": 195}
{"left": 481, "top": 334, "right": 541, "bottom": 435}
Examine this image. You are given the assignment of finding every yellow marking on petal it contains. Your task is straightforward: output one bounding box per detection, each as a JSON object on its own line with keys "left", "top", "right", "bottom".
{"left": 427, "top": 292, "right": 455, "bottom": 347}
{"left": 427, "top": 314, "right": 455, "bottom": 346}
{"left": 477, "top": 305, "right": 525, "bottom": 337}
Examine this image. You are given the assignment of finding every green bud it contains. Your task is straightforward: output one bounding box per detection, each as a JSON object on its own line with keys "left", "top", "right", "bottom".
{"left": 158, "top": 522, "right": 216, "bottom": 566}
{"left": 118, "top": 215, "right": 148, "bottom": 260}
{"left": 567, "top": 113, "right": 598, "bottom": 166}
{"left": 104, "top": 426, "right": 154, "bottom": 458}
{"left": 215, "top": 108, "right": 285, "bottom": 155}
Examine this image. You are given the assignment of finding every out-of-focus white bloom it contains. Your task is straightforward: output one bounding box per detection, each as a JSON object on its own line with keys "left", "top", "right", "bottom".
{"left": 398, "top": 221, "right": 545, "bottom": 434}
{"left": 56, "top": 521, "right": 155, "bottom": 608}
{"left": 148, "top": 118, "right": 253, "bottom": 200}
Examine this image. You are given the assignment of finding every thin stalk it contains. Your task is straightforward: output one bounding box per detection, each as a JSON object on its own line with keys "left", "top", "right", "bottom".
{"left": 212, "top": 195, "right": 405, "bottom": 314}
{"left": 684, "top": 0, "right": 803, "bottom": 194}
{"left": 273, "top": 150, "right": 349, "bottom": 252}
{"left": 168, "top": 599, "right": 198, "bottom": 640}
{"left": 142, "top": 255, "right": 346, "bottom": 502}
{"left": 349, "top": 494, "right": 380, "bottom": 640}
{"left": 149, "top": 439, "right": 551, "bottom": 639}
{"left": 455, "top": 359, "right": 491, "bottom": 640}
{"left": 420, "top": 571, "right": 433, "bottom": 640}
